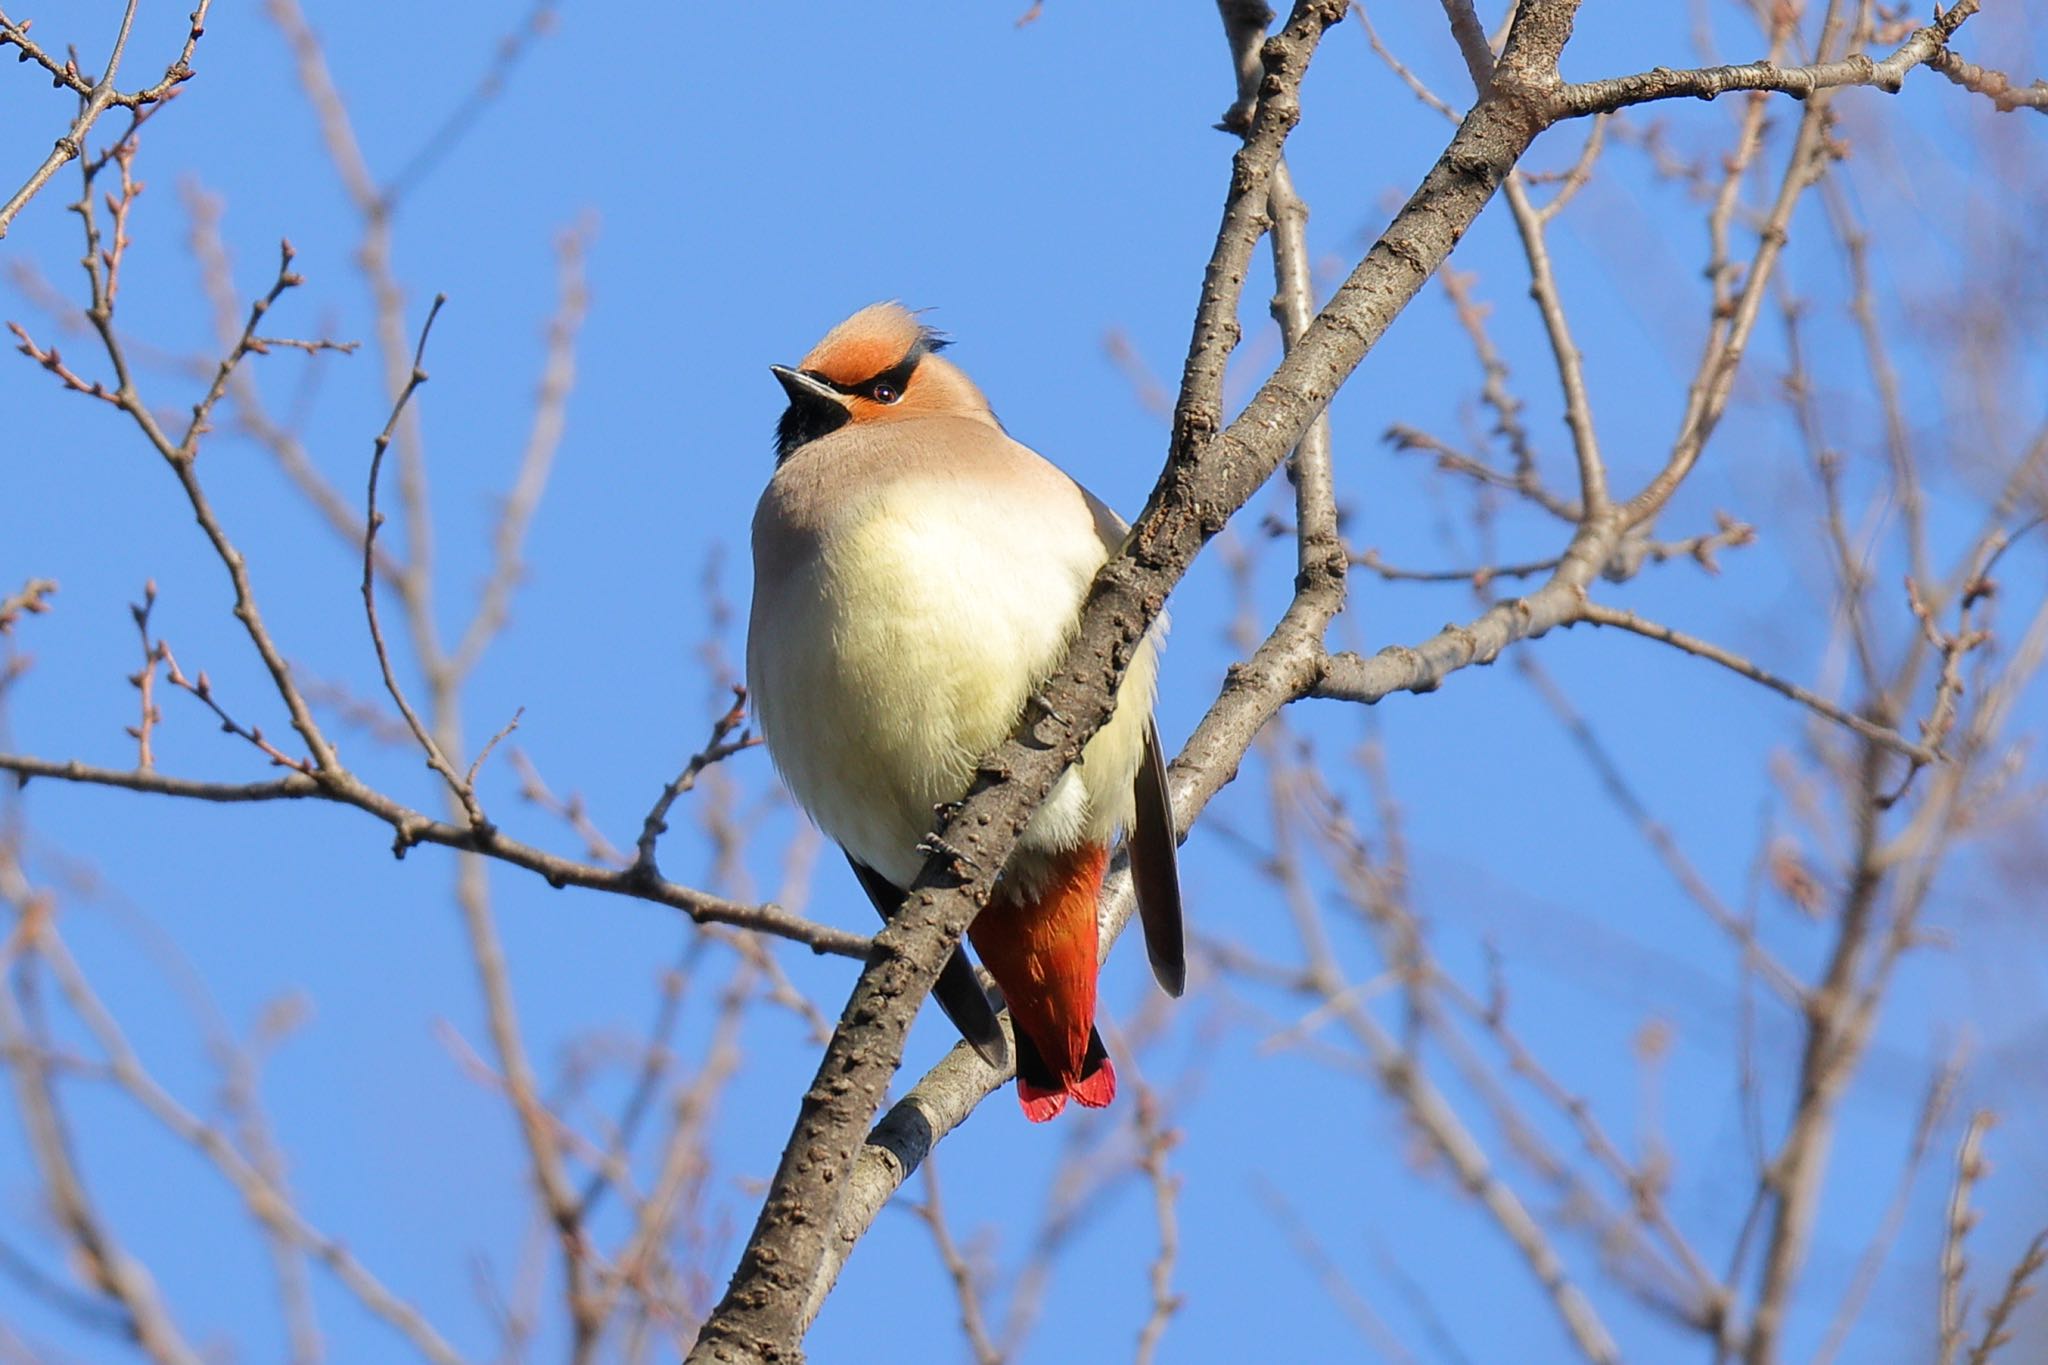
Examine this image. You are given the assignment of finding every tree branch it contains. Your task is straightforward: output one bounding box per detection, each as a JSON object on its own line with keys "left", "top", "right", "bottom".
{"left": 0, "top": 753, "right": 869, "bottom": 957}
{"left": 0, "top": 0, "right": 212, "bottom": 239}
{"left": 694, "top": 14, "right": 1605, "bottom": 1357}
{"left": 1574, "top": 600, "right": 1939, "bottom": 764}
{"left": 1550, "top": 2, "right": 1984, "bottom": 117}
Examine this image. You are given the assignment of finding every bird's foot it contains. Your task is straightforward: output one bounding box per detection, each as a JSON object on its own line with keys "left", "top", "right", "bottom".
{"left": 916, "top": 831, "right": 980, "bottom": 872}
{"left": 1026, "top": 690, "right": 1069, "bottom": 727}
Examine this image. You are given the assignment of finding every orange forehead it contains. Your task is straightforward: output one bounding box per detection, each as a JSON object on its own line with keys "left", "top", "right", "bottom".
{"left": 797, "top": 302, "right": 925, "bottom": 385}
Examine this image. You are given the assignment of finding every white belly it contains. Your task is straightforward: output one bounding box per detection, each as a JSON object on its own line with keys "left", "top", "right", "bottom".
{"left": 749, "top": 476, "right": 1157, "bottom": 891}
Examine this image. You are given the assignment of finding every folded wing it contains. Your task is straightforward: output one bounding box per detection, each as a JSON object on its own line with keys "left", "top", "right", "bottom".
{"left": 1129, "top": 719, "right": 1185, "bottom": 997}
{"left": 845, "top": 854, "right": 1009, "bottom": 1068}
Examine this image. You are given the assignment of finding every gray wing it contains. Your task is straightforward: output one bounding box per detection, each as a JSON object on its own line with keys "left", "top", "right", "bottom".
{"left": 1075, "top": 488, "right": 1184, "bottom": 993}
{"left": 1129, "top": 719, "right": 1186, "bottom": 996}
{"left": 845, "top": 855, "right": 1009, "bottom": 1068}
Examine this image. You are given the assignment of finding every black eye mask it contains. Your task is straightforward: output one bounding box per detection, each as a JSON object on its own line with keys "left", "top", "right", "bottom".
{"left": 772, "top": 335, "right": 947, "bottom": 462}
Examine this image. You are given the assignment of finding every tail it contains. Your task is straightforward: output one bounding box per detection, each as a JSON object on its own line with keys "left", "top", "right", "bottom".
{"left": 968, "top": 842, "right": 1116, "bottom": 1122}
{"left": 1012, "top": 1025, "right": 1114, "bottom": 1123}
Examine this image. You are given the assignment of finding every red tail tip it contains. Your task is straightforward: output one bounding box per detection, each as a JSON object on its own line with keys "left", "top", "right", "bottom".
{"left": 1072, "top": 1055, "right": 1116, "bottom": 1109}
{"left": 1016, "top": 1057, "right": 1117, "bottom": 1121}
{"left": 1018, "top": 1083, "right": 1068, "bottom": 1123}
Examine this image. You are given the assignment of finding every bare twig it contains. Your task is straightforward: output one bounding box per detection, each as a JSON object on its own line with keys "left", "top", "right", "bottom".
{"left": 1435, "top": 268, "right": 1551, "bottom": 501}
{"left": 1515, "top": 652, "right": 1804, "bottom": 1003}
{"left": 1353, "top": 518, "right": 1753, "bottom": 587}
{"left": 1131, "top": 1083, "right": 1183, "bottom": 1365}
{"left": 0, "top": 754, "right": 869, "bottom": 957}
{"left": 34, "top": 925, "right": 466, "bottom": 1364}
{"left": 1501, "top": 172, "right": 1608, "bottom": 516}
{"left": 1257, "top": 720, "right": 1626, "bottom": 1362}
{"left": 511, "top": 751, "right": 630, "bottom": 866}
{"left": 0, "top": 0, "right": 215, "bottom": 240}
{"left": 1574, "top": 599, "right": 1939, "bottom": 764}
{"left": 1531, "top": 113, "right": 1608, "bottom": 221}
{"left": 1968, "top": 1233, "right": 2048, "bottom": 1365}
{"left": 1354, "top": 2, "right": 1461, "bottom": 120}
{"left": 180, "top": 184, "right": 390, "bottom": 574}
{"left": 0, "top": 2, "right": 208, "bottom": 111}
{"left": 0, "top": 898, "right": 199, "bottom": 1364}
{"left": 1813, "top": 1059, "right": 1961, "bottom": 1365}
{"left": 1939, "top": 1112, "right": 1996, "bottom": 1365}
{"left": 20, "top": 147, "right": 347, "bottom": 776}
{"left": 910, "top": 1159, "right": 1001, "bottom": 1365}
{"left": 1256, "top": 1182, "right": 1419, "bottom": 1360}
{"left": 448, "top": 220, "right": 591, "bottom": 681}
{"left": 0, "top": 580, "right": 58, "bottom": 636}
{"left": 360, "top": 295, "right": 493, "bottom": 828}
{"left": 157, "top": 642, "right": 315, "bottom": 773}
{"left": 1617, "top": 27, "right": 1835, "bottom": 535}
{"left": 1387, "top": 419, "right": 1582, "bottom": 521}
{"left": 1424, "top": 7, "right": 1614, "bottom": 523}
{"left": 216, "top": 1003, "right": 325, "bottom": 1365}
{"left": 1552, "top": 3, "right": 1985, "bottom": 116}
{"left": 1926, "top": 46, "right": 2048, "bottom": 112}
{"left": 123, "top": 583, "right": 164, "bottom": 770}
{"left": 631, "top": 687, "right": 757, "bottom": 880}
{"left": 466, "top": 708, "right": 524, "bottom": 790}
{"left": 382, "top": 0, "right": 562, "bottom": 206}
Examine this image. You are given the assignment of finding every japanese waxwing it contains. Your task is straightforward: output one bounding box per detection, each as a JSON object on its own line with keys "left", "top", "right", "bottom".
{"left": 746, "top": 302, "right": 1184, "bottom": 1122}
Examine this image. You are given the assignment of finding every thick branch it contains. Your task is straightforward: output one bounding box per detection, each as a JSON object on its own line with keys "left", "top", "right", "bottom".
{"left": 692, "top": 0, "right": 1591, "bottom": 1352}
{"left": 801, "top": 571, "right": 1344, "bottom": 1328}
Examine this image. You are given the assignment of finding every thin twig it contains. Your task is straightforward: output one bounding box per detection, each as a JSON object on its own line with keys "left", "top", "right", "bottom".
{"left": 1552, "top": 2, "right": 1986, "bottom": 116}
{"left": 382, "top": 0, "right": 563, "bottom": 206}
{"left": 448, "top": 220, "right": 591, "bottom": 681}
{"left": 1131, "top": 1083, "right": 1184, "bottom": 1365}
{"left": 158, "top": 643, "right": 314, "bottom": 772}
{"left": 1255, "top": 1182, "right": 1419, "bottom": 1361}
{"left": 124, "top": 583, "right": 163, "bottom": 771}
{"left": 1574, "top": 599, "right": 1939, "bottom": 764}
{"left": 631, "top": 687, "right": 756, "bottom": 880}
{"left": 1514, "top": 652, "right": 1804, "bottom": 1002}
{"left": 1812, "top": 1058, "right": 1962, "bottom": 1365}
{"left": 35, "top": 926, "right": 466, "bottom": 1364}
{"left": 1926, "top": 46, "right": 2048, "bottom": 112}
{"left": 1354, "top": 2, "right": 1461, "bottom": 120}
{"left": 0, "top": 0, "right": 163, "bottom": 240}
{"left": 0, "top": 753, "right": 869, "bottom": 957}
{"left": 1968, "top": 1233, "right": 2048, "bottom": 1365}
{"left": 360, "top": 295, "right": 488, "bottom": 826}
{"left": 0, "top": 885, "right": 200, "bottom": 1364}
{"left": 0, "top": 580, "right": 57, "bottom": 636}
{"left": 1939, "top": 1112, "right": 1995, "bottom": 1365}
{"left": 911, "top": 1159, "right": 1001, "bottom": 1365}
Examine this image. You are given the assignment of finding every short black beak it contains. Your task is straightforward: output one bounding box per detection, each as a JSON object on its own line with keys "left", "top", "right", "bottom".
{"left": 770, "top": 364, "right": 854, "bottom": 461}
{"left": 770, "top": 365, "right": 841, "bottom": 410}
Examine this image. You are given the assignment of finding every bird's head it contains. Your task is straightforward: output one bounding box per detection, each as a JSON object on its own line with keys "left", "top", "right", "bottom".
{"left": 771, "top": 303, "right": 992, "bottom": 461}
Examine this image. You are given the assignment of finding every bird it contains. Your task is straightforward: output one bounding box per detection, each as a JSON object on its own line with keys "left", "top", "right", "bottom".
{"left": 746, "top": 302, "right": 1184, "bottom": 1122}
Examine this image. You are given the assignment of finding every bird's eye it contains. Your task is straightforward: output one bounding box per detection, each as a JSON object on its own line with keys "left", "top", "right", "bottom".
{"left": 869, "top": 382, "right": 900, "bottom": 404}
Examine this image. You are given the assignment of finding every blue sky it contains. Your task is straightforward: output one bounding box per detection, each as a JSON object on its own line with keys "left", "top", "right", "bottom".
{"left": 3, "top": 2, "right": 2046, "bottom": 1361}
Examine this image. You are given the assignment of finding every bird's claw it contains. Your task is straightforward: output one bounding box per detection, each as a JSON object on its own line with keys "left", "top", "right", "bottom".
{"left": 1027, "top": 690, "right": 1068, "bottom": 727}
{"left": 916, "top": 831, "right": 979, "bottom": 871}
